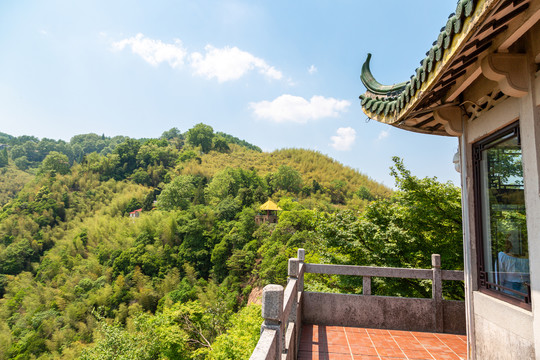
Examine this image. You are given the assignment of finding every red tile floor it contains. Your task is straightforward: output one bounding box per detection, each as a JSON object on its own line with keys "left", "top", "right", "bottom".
{"left": 298, "top": 324, "right": 467, "bottom": 360}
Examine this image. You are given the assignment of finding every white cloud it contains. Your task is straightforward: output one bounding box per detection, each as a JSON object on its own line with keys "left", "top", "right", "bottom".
{"left": 331, "top": 127, "right": 357, "bottom": 151}
{"left": 112, "top": 33, "right": 187, "bottom": 68}
{"left": 190, "top": 45, "right": 282, "bottom": 82}
{"left": 377, "top": 130, "right": 389, "bottom": 141}
{"left": 111, "top": 34, "right": 285, "bottom": 82}
{"left": 250, "top": 94, "right": 350, "bottom": 123}
{"left": 308, "top": 65, "right": 317, "bottom": 74}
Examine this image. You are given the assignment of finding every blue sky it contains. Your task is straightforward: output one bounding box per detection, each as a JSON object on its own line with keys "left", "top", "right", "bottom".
{"left": 0, "top": 0, "right": 461, "bottom": 187}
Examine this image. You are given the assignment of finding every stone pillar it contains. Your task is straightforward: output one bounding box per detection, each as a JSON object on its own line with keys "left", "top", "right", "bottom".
{"left": 297, "top": 248, "right": 305, "bottom": 292}
{"left": 363, "top": 276, "right": 372, "bottom": 295}
{"left": 520, "top": 29, "right": 540, "bottom": 359}
{"left": 288, "top": 258, "right": 300, "bottom": 324}
{"left": 460, "top": 129, "right": 476, "bottom": 359}
{"left": 432, "top": 254, "right": 443, "bottom": 333}
{"left": 261, "top": 284, "right": 283, "bottom": 359}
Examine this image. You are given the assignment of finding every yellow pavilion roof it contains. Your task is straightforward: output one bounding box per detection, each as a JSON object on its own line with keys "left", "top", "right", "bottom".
{"left": 260, "top": 200, "right": 282, "bottom": 211}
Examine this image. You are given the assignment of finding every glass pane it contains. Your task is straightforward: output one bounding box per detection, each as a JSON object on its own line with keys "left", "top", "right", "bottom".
{"left": 480, "top": 133, "right": 529, "bottom": 300}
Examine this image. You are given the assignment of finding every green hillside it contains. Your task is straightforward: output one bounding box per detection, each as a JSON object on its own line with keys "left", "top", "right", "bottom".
{"left": 181, "top": 146, "right": 390, "bottom": 200}
{"left": 0, "top": 166, "right": 33, "bottom": 207}
{"left": 0, "top": 124, "right": 462, "bottom": 360}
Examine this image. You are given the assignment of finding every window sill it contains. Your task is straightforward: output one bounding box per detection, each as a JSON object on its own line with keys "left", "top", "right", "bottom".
{"left": 478, "top": 287, "right": 532, "bottom": 311}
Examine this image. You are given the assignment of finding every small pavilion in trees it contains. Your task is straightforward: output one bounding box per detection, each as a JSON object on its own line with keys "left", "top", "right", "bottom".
{"left": 255, "top": 200, "right": 282, "bottom": 225}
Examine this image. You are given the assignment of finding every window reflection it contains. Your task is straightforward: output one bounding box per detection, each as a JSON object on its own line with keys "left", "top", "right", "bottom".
{"left": 478, "top": 128, "right": 529, "bottom": 301}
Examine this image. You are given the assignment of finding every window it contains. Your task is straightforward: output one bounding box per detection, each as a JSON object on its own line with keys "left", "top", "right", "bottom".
{"left": 473, "top": 121, "right": 530, "bottom": 308}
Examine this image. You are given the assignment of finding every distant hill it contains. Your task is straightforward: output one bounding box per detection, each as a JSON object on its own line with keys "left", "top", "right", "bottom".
{"left": 0, "top": 126, "right": 390, "bottom": 208}
{"left": 0, "top": 165, "right": 33, "bottom": 206}
{"left": 180, "top": 145, "right": 390, "bottom": 199}
{"left": 0, "top": 123, "right": 392, "bottom": 359}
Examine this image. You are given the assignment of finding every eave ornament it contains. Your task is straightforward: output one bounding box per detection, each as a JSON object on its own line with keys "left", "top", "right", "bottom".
{"left": 434, "top": 106, "right": 463, "bottom": 136}
{"left": 481, "top": 53, "right": 528, "bottom": 98}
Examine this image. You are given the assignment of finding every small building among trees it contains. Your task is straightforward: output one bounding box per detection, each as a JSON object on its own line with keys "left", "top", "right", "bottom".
{"left": 255, "top": 200, "right": 281, "bottom": 225}
{"left": 129, "top": 208, "right": 142, "bottom": 218}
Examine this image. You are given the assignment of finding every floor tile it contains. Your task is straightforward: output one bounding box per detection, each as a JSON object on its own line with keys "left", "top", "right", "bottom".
{"left": 349, "top": 345, "right": 378, "bottom": 356}
{"left": 402, "top": 349, "right": 435, "bottom": 359}
{"left": 299, "top": 325, "right": 466, "bottom": 360}
{"left": 352, "top": 355, "right": 379, "bottom": 360}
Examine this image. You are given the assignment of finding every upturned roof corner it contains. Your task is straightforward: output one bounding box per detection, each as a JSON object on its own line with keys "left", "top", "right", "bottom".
{"left": 357, "top": 0, "right": 536, "bottom": 136}
{"left": 360, "top": 53, "right": 409, "bottom": 96}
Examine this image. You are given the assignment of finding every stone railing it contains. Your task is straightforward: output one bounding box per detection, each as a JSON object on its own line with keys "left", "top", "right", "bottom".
{"left": 255, "top": 214, "right": 279, "bottom": 225}
{"left": 250, "top": 249, "right": 465, "bottom": 360}
{"left": 250, "top": 249, "right": 306, "bottom": 360}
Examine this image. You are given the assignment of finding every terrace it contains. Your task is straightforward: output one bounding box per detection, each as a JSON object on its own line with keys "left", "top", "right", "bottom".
{"left": 250, "top": 249, "right": 467, "bottom": 360}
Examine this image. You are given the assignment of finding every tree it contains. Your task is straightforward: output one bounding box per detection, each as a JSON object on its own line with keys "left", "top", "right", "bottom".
{"left": 39, "top": 151, "right": 70, "bottom": 175}
{"left": 186, "top": 123, "right": 214, "bottom": 153}
{"left": 136, "top": 142, "right": 178, "bottom": 168}
{"left": 0, "top": 148, "right": 8, "bottom": 168}
{"left": 272, "top": 165, "right": 303, "bottom": 193}
{"left": 114, "top": 139, "right": 141, "bottom": 177}
{"left": 212, "top": 136, "right": 230, "bottom": 153}
{"left": 313, "top": 157, "right": 463, "bottom": 298}
{"left": 356, "top": 186, "right": 374, "bottom": 201}
{"left": 199, "top": 305, "right": 262, "bottom": 360}
{"left": 157, "top": 175, "right": 196, "bottom": 210}
{"left": 161, "top": 127, "right": 181, "bottom": 140}
{"left": 205, "top": 168, "right": 239, "bottom": 205}
{"left": 0, "top": 238, "right": 36, "bottom": 274}
{"left": 80, "top": 310, "right": 189, "bottom": 360}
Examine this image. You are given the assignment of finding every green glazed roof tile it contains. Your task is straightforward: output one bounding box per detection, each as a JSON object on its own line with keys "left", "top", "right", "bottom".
{"left": 454, "top": 17, "right": 463, "bottom": 33}
{"left": 443, "top": 32, "right": 452, "bottom": 49}
{"left": 464, "top": 0, "right": 474, "bottom": 16}
{"left": 435, "top": 46, "right": 443, "bottom": 61}
{"left": 361, "top": 95, "right": 369, "bottom": 106}
{"left": 377, "top": 101, "right": 385, "bottom": 114}
{"left": 437, "top": 32, "right": 445, "bottom": 48}
{"left": 446, "top": 16, "right": 456, "bottom": 35}
{"left": 383, "top": 102, "right": 391, "bottom": 116}
{"left": 359, "top": 0, "right": 481, "bottom": 123}
{"left": 456, "top": 1, "right": 464, "bottom": 17}
{"left": 367, "top": 98, "right": 374, "bottom": 110}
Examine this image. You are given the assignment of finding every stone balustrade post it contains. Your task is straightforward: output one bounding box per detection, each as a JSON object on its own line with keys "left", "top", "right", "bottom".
{"left": 363, "top": 276, "right": 372, "bottom": 295}
{"left": 288, "top": 258, "right": 299, "bottom": 280}
{"left": 288, "top": 258, "right": 300, "bottom": 325}
{"left": 432, "top": 254, "right": 443, "bottom": 333}
{"left": 261, "top": 284, "right": 284, "bottom": 359}
{"left": 297, "top": 248, "right": 305, "bottom": 292}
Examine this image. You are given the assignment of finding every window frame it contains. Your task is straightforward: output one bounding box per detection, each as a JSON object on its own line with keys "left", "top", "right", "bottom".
{"left": 472, "top": 120, "right": 531, "bottom": 310}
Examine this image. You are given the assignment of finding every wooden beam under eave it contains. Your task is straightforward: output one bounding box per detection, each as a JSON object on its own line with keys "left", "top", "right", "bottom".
{"left": 445, "top": 64, "right": 483, "bottom": 102}
{"left": 530, "top": 22, "right": 540, "bottom": 63}
{"left": 445, "top": 2, "right": 540, "bottom": 102}
{"left": 498, "top": 1, "right": 540, "bottom": 51}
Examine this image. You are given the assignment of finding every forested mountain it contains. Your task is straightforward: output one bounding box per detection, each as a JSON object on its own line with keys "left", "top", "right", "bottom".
{"left": 0, "top": 124, "right": 462, "bottom": 359}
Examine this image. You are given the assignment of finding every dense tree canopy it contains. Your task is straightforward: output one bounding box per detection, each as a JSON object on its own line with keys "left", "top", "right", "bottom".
{"left": 186, "top": 123, "right": 214, "bottom": 153}
{"left": 0, "top": 126, "right": 464, "bottom": 360}
{"left": 39, "top": 151, "right": 71, "bottom": 175}
{"left": 309, "top": 157, "right": 463, "bottom": 298}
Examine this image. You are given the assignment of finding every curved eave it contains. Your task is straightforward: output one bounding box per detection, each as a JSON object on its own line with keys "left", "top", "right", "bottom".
{"left": 395, "top": 0, "right": 487, "bottom": 123}
{"left": 360, "top": 54, "right": 408, "bottom": 96}
{"left": 359, "top": 0, "right": 502, "bottom": 136}
{"left": 361, "top": 107, "right": 451, "bottom": 137}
